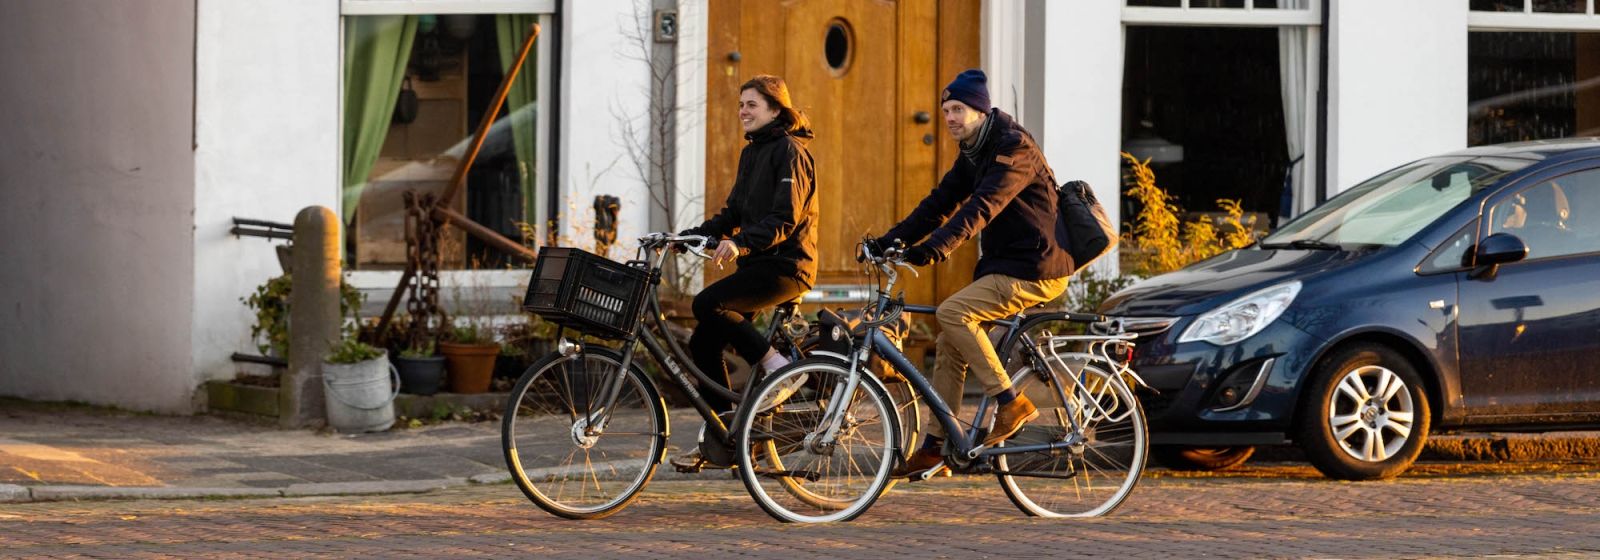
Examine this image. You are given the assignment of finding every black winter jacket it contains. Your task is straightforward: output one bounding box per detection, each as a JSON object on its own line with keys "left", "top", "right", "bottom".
{"left": 884, "top": 109, "right": 1073, "bottom": 281}
{"left": 691, "top": 122, "right": 819, "bottom": 286}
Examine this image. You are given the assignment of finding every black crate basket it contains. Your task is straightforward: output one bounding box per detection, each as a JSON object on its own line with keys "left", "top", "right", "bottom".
{"left": 522, "top": 247, "right": 650, "bottom": 340}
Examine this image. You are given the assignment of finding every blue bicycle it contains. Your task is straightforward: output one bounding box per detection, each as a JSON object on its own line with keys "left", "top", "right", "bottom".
{"left": 732, "top": 241, "right": 1150, "bottom": 522}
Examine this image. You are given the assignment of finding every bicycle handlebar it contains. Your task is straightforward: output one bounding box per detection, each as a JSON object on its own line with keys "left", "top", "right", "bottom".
{"left": 857, "top": 236, "right": 918, "bottom": 281}
{"left": 639, "top": 232, "right": 714, "bottom": 260}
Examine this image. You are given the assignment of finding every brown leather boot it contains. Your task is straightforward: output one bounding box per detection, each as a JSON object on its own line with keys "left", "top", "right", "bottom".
{"left": 891, "top": 446, "right": 946, "bottom": 478}
{"left": 982, "top": 394, "right": 1039, "bottom": 447}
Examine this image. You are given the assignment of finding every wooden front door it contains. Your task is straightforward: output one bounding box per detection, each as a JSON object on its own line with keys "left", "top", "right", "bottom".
{"left": 706, "top": 0, "right": 979, "bottom": 306}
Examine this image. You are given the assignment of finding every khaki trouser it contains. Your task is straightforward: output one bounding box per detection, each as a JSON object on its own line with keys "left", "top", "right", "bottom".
{"left": 928, "top": 273, "right": 1070, "bottom": 439}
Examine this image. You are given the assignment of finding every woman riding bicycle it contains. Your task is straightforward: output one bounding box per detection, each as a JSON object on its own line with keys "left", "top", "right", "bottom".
{"left": 672, "top": 75, "right": 818, "bottom": 470}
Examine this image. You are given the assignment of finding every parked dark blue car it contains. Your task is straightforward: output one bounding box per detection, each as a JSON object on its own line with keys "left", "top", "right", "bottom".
{"left": 1100, "top": 139, "right": 1600, "bottom": 480}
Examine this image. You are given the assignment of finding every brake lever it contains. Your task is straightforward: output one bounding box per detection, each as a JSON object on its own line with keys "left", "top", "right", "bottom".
{"left": 894, "top": 261, "right": 920, "bottom": 278}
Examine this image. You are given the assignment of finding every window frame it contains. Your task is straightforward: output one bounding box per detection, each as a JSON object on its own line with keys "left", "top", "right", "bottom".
{"left": 1470, "top": 1, "right": 1600, "bottom": 31}
{"left": 341, "top": 1, "right": 556, "bottom": 16}
{"left": 1123, "top": 0, "right": 1320, "bottom": 27}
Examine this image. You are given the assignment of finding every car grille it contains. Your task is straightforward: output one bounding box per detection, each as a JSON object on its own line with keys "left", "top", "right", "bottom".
{"left": 1113, "top": 316, "right": 1179, "bottom": 341}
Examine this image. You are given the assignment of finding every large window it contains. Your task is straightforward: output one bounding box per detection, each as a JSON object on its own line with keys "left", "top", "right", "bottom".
{"left": 1469, "top": 31, "right": 1600, "bottom": 146}
{"left": 1469, "top": 0, "right": 1600, "bottom": 147}
{"left": 1120, "top": 1, "right": 1320, "bottom": 233}
{"left": 341, "top": 4, "right": 551, "bottom": 270}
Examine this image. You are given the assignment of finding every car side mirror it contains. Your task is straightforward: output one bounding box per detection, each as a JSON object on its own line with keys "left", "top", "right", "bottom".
{"left": 1469, "top": 232, "right": 1528, "bottom": 279}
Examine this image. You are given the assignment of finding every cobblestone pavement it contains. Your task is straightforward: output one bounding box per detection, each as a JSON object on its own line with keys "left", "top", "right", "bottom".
{"left": 4, "top": 467, "right": 1599, "bottom": 559}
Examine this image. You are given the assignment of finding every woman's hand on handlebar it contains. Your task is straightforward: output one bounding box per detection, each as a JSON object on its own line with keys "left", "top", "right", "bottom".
{"left": 711, "top": 239, "right": 739, "bottom": 267}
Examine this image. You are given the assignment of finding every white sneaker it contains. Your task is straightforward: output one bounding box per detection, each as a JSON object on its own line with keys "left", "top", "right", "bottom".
{"left": 754, "top": 371, "right": 809, "bottom": 413}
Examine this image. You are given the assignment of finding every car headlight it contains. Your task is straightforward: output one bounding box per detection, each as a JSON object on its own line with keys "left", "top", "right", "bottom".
{"left": 1178, "top": 281, "right": 1301, "bottom": 346}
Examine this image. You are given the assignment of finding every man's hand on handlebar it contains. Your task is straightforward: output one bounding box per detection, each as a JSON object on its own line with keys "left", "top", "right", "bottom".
{"left": 858, "top": 236, "right": 905, "bottom": 263}
{"left": 903, "top": 244, "right": 944, "bottom": 267}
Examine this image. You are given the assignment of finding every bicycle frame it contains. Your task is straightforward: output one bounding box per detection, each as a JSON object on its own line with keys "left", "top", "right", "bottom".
{"left": 817, "top": 246, "right": 1137, "bottom": 467}
{"left": 580, "top": 237, "right": 802, "bottom": 447}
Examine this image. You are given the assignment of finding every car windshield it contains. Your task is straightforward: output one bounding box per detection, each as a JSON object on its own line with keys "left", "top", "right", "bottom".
{"left": 1262, "top": 156, "right": 1534, "bottom": 249}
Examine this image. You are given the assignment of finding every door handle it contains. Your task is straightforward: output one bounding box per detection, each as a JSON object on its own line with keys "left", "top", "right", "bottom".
{"left": 914, "top": 111, "right": 932, "bottom": 124}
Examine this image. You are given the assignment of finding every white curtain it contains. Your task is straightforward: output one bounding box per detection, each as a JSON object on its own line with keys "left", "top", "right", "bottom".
{"left": 1278, "top": 0, "right": 1310, "bottom": 224}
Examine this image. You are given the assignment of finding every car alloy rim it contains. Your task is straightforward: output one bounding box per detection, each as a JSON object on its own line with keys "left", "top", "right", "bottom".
{"left": 1326, "top": 365, "right": 1415, "bottom": 463}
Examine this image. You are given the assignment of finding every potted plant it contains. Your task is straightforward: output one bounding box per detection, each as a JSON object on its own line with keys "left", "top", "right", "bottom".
{"left": 495, "top": 313, "right": 559, "bottom": 382}
{"left": 439, "top": 323, "right": 498, "bottom": 393}
{"left": 393, "top": 339, "right": 446, "bottom": 396}
{"left": 322, "top": 336, "right": 398, "bottom": 433}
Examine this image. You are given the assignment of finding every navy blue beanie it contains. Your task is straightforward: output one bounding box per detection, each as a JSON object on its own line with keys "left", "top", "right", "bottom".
{"left": 941, "top": 69, "right": 991, "bottom": 114}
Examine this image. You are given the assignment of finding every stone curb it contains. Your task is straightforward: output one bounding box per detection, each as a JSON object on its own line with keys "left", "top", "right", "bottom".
{"left": 1244, "top": 432, "right": 1600, "bottom": 463}
{"left": 1, "top": 478, "right": 476, "bottom": 504}
{"left": 0, "top": 484, "right": 30, "bottom": 503}
{"left": 1422, "top": 431, "right": 1600, "bottom": 462}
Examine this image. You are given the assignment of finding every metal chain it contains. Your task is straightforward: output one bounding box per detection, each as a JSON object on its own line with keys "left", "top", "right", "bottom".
{"left": 404, "top": 191, "right": 445, "bottom": 347}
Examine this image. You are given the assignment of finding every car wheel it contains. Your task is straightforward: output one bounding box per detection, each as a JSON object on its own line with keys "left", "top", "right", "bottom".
{"left": 1297, "top": 343, "right": 1431, "bottom": 480}
{"left": 1150, "top": 445, "right": 1255, "bottom": 471}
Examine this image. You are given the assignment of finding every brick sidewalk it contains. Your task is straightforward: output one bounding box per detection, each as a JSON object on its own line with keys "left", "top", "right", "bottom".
{"left": 0, "top": 401, "right": 719, "bottom": 501}
{"left": 2, "top": 398, "right": 1597, "bottom": 503}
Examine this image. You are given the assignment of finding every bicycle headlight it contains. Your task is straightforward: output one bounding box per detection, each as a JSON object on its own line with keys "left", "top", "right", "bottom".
{"left": 1178, "top": 281, "right": 1301, "bottom": 346}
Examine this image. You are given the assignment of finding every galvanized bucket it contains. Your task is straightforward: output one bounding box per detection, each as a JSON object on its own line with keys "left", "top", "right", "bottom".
{"left": 322, "top": 352, "right": 401, "bottom": 433}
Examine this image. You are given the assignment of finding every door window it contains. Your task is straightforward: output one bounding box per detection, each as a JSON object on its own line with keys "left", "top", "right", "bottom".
{"left": 1488, "top": 168, "right": 1600, "bottom": 260}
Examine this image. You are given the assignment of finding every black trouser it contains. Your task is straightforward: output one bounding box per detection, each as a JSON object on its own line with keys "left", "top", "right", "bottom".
{"left": 689, "top": 261, "right": 809, "bottom": 413}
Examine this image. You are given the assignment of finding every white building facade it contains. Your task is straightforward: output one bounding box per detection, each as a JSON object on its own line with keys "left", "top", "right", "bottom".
{"left": 2, "top": 0, "right": 1595, "bottom": 412}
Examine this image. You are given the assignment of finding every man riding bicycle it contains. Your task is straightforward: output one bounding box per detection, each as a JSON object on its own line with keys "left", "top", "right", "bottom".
{"left": 866, "top": 69, "right": 1073, "bottom": 476}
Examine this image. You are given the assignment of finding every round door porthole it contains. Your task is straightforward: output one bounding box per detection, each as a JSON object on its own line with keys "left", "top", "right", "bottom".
{"left": 825, "top": 19, "right": 852, "bottom": 76}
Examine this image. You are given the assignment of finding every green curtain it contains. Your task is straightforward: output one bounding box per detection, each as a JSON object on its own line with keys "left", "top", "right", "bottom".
{"left": 496, "top": 15, "right": 540, "bottom": 227}
{"left": 341, "top": 15, "right": 419, "bottom": 224}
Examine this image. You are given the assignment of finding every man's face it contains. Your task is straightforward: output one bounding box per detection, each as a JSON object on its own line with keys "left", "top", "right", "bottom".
{"left": 942, "top": 99, "right": 986, "bottom": 143}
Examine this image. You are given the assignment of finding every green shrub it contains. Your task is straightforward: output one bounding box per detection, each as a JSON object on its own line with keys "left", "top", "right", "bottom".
{"left": 327, "top": 337, "right": 384, "bottom": 364}
{"left": 242, "top": 274, "right": 365, "bottom": 357}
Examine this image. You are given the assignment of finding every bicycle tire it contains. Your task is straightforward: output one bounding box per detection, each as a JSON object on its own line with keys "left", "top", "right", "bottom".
{"left": 993, "top": 359, "right": 1147, "bottom": 518}
{"left": 502, "top": 348, "right": 668, "bottom": 519}
{"left": 734, "top": 358, "right": 898, "bottom": 523}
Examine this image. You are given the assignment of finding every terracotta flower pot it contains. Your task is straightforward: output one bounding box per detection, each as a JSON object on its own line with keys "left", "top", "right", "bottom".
{"left": 439, "top": 341, "right": 499, "bottom": 394}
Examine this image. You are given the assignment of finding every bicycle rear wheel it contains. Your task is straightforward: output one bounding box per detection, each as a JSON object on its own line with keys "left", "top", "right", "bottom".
{"left": 994, "top": 358, "right": 1147, "bottom": 517}
{"left": 502, "top": 348, "right": 667, "bottom": 519}
{"left": 734, "top": 359, "right": 897, "bottom": 523}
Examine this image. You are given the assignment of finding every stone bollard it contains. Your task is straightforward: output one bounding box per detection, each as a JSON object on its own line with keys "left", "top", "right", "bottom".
{"left": 281, "top": 206, "right": 342, "bottom": 429}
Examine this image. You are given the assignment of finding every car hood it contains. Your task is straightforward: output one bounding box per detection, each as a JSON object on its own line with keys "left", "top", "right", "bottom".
{"left": 1100, "top": 248, "right": 1368, "bottom": 317}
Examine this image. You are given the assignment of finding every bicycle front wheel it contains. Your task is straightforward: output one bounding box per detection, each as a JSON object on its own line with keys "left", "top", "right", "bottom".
{"left": 502, "top": 348, "right": 667, "bottom": 519}
{"left": 734, "top": 358, "right": 897, "bottom": 523}
{"left": 994, "top": 359, "right": 1147, "bottom": 517}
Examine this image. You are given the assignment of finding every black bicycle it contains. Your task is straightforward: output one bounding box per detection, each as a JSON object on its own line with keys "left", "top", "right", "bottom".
{"left": 501, "top": 232, "right": 840, "bottom": 519}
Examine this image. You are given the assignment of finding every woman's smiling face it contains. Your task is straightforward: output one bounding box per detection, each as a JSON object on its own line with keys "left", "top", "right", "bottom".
{"left": 739, "top": 88, "right": 780, "bottom": 133}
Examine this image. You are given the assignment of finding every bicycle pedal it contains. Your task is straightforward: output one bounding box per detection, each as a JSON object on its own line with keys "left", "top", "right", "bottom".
{"left": 908, "top": 465, "right": 951, "bottom": 482}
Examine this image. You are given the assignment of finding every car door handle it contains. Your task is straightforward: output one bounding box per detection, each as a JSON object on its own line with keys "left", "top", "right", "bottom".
{"left": 1429, "top": 300, "right": 1446, "bottom": 310}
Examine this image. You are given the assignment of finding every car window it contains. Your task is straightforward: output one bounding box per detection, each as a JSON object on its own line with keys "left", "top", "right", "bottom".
{"left": 1264, "top": 156, "right": 1531, "bottom": 249}
{"left": 1419, "top": 220, "right": 1477, "bottom": 274}
{"left": 1488, "top": 168, "right": 1600, "bottom": 260}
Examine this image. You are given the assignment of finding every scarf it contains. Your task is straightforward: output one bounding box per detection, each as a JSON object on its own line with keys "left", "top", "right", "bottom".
{"left": 959, "top": 112, "right": 996, "bottom": 165}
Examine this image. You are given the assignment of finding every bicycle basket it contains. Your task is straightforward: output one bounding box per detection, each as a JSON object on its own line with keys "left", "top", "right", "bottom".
{"left": 522, "top": 247, "right": 649, "bottom": 339}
